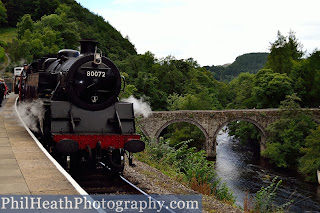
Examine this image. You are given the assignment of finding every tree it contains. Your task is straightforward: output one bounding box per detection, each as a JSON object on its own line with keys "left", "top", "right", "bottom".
{"left": 290, "top": 50, "right": 320, "bottom": 107}
{"left": 0, "top": 0, "right": 7, "bottom": 25}
{"left": 226, "top": 72, "right": 255, "bottom": 109}
{"left": 265, "top": 30, "right": 303, "bottom": 74}
{"left": 263, "top": 94, "right": 317, "bottom": 168}
{"left": 299, "top": 125, "right": 320, "bottom": 182}
{"left": 16, "top": 14, "right": 34, "bottom": 39}
{"left": 34, "top": 0, "right": 59, "bottom": 21}
{"left": 252, "top": 69, "right": 293, "bottom": 108}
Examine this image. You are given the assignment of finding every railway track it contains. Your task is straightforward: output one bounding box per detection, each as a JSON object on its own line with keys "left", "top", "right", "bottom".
{"left": 70, "top": 166, "right": 143, "bottom": 195}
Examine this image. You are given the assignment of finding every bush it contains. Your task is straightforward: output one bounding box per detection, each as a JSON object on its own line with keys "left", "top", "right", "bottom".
{"left": 0, "top": 46, "right": 4, "bottom": 63}
{"left": 263, "top": 94, "right": 317, "bottom": 168}
{"left": 253, "top": 177, "right": 293, "bottom": 212}
{"left": 135, "top": 137, "right": 235, "bottom": 204}
{"left": 299, "top": 125, "right": 320, "bottom": 182}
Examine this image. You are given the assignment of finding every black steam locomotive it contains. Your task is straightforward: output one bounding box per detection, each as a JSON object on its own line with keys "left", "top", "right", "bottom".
{"left": 19, "top": 40, "right": 144, "bottom": 173}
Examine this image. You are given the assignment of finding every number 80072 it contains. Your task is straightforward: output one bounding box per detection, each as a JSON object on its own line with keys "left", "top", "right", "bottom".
{"left": 86, "top": 71, "right": 106, "bottom": 77}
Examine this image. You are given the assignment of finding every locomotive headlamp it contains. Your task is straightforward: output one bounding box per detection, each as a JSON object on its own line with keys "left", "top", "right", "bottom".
{"left": 94, "top": 52, "right": 101, "bottom": 64}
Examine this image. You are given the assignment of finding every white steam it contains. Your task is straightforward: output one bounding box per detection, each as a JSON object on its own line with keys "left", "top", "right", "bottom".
{"left": 16, "top": 100, "right": 44, "bottom": 132}
{"left": 121, "top": 95, "right": 152, "bottom": 118}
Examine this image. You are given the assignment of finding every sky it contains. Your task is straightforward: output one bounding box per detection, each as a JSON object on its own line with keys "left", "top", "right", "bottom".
{"left": 75, "top": 0, "right": 320, "bottom": 66}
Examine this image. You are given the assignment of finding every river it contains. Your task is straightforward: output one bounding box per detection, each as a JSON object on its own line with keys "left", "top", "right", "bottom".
{"left": 215, "top": 129, "right": 320, "bottom": 212}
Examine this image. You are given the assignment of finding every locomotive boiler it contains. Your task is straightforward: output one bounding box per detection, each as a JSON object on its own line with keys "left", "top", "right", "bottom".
{"left": 19, "top": 40, "right": 145, "bottom": 173}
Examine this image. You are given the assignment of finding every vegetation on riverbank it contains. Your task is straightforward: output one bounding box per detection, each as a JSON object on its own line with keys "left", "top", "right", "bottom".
{"left": 244, "top": 177, "right": 294, "bottom": 213}
{"left": 135, "top": 136, "right": 236, "bottom": 204}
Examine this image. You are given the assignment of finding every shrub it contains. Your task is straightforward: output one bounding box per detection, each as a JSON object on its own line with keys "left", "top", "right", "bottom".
{"left": 253, "top": 177, "right": 293, "bottom": 212}
{"left": 136, "top": 137, "right": 235, "bottom": 204}
{"left": 299, "top": 125, "right": 320, "bottom": 182}
{"left": 0, "top": 46, "right": 4, "bottom": 62}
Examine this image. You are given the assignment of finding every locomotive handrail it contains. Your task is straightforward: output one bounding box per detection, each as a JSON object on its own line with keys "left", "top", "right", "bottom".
{"left": 121, "top": 75, "right": 126, "bottom": 92}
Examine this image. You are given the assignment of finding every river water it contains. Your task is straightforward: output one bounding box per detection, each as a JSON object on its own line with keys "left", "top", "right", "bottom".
{"left": 215, "top": 129, "right": 320, "bottom": 212}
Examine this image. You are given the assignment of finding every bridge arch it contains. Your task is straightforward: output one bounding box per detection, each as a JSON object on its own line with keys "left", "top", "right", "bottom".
{"left": 155, "top": 118, "right": 209, "bottom": 143}
{"left": 213, "top": 117, "right": 268, "bottom": 154}
{"left": 213, "top": 117, "right": 267, "bottom": 139}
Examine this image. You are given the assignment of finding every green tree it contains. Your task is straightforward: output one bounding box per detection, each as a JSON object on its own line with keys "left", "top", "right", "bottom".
{"left": 290, "top": 50, "right": 320, "bottom": 107}
{"left": 226, "top": 72, "right": 255, "bottom": 109}
{"left": 252, "top": 69, "right": 293, "bottom": 108}
{"left": 16, "top": 14, "right": 34, "bottom": 39}
{"left": 299, "top": 125, "right": 320, "bottom": 182}
{"left": 34, "top": 0, "right": 59, "bottom": 20}
{"left": 265, "top": 30, "right": 303, "bottom": 74}
{"left": 228, "top": 121, "right": 261, "bottom": 145}
{"left": 263, "top": 94, "right": 317, "bottom": 168}
{"left": 0, "top": 0, "right": 7, "bottom": 25}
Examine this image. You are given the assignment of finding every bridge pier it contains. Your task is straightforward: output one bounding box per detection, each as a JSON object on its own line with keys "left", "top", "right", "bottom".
{"left": 260, "top": 134, "right": 267, "bottom": 154}
{"left": 205, "top": 137, "right": 216, "bottom": 158}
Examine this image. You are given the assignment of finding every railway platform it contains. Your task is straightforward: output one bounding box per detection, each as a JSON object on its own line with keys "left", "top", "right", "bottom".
{"left": 0, "top": 93, "right": 80, "bottom": 195}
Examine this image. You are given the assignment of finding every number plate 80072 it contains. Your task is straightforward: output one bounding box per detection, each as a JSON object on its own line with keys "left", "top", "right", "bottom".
{"left": 86, "top": 70, "right": 106, "bottom": 77}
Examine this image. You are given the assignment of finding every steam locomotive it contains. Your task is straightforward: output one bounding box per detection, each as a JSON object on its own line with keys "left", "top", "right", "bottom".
{"left": 19, "top": 40, "right": 145, "bottom": 173}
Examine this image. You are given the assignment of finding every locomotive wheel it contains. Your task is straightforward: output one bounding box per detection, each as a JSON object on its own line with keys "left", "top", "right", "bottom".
{"left": 86, "top": 145, "right": 97, "bottom": 170}
{"left": 111, "top": 149, "right": 124, "bottom": 173}
{"left": 69, "top": 153, "right": 80, "bottom": 174}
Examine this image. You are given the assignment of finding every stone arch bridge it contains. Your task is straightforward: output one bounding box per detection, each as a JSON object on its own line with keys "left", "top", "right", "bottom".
{"left": 137, "top": 109, "right": 320, "bottom": 158}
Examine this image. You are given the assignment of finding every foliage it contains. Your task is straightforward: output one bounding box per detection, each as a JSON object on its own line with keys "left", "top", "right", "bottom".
{"left": 290, "top": 50, "right": 320, "bottom": 107}
{"left": 252, "top": 69, "right": 293, "bottom": 109}
{"left": 253, "top": 177, "right": 293, "bottom": 212}
{"left": 262, "top": 94, "right": 317, "bottom": 168}
{"left": 0, "top": 46, "right": 4, "bottom": 62}
{"left": 2, "top": 0, "right": 58, "bottom": 27}
{"left": 162, "top": 122, "right": 205, "bottom": 150}
{"left": 226, "top": 72, "right": 255, "bottom": 109}
{"left": 205, "top": 52, "right": 268, "bottom": 82}
{"left": 299, "top": 125, "right": 320, "bottom": 182}
{"left": 0, "top": 27, "right": 16, "bottom": 43}
{"left": 4, "top": 0, "right": 136, "bottom": 63}
{"left": 265, "top": 30, "right": 304, "bottom": 74}
{"left": 118, "top": 53, "right": 224, "bottom": 110}
{"left": 135, "top": 137, "right": 235, "bottom": 204}
{"left": 0, "top": 0, "right": 7, "bottom": 25}
{"left": 228, "top": 121, "right": 261, "bottom": 145}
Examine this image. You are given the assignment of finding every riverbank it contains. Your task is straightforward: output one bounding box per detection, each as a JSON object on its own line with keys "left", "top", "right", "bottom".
{"left": 124, "top": 159, "right": 243, "bottom": 213}
{"left": 215, "top": 130, "right": 320, "bottom": 212}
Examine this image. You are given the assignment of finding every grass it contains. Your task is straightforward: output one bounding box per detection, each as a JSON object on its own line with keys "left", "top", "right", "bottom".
{"left": 0, "top": 27, "right": 17, "bottom": 44}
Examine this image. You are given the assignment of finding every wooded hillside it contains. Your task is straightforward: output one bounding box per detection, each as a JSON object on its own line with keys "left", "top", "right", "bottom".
{"left": 205, "top": 52, "right": 268, "bottom": 82}
{"left": 2, "top": 0, "right": 136, "bottom": 61}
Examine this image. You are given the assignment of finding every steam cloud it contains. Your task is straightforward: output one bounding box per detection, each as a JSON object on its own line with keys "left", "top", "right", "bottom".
{"left": 16, "top": 100, "right": 44, "bottom": 132}
{"left": 121, "top": 95, "right": 152, "bottom": 118}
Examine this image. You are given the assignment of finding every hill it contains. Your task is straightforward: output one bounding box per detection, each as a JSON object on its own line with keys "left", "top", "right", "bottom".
{"left": 1, "top": 0, "right": 136, "bottom": 62}
{"left": 204, "top": 52, "right": 269, "bottom": 82}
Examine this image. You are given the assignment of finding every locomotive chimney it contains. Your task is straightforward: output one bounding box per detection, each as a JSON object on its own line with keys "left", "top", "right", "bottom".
{"left": 79, "top": 39, "right": 98, "bottom": 54}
